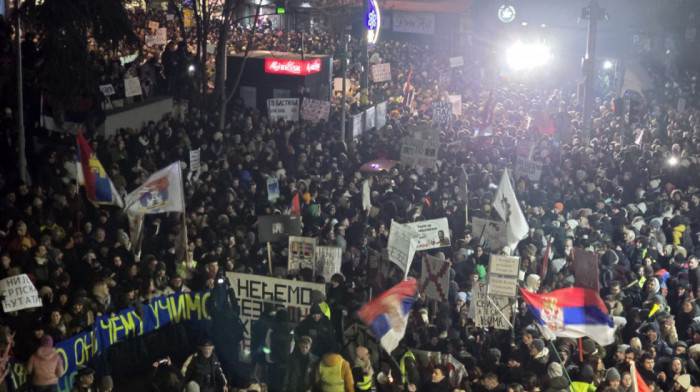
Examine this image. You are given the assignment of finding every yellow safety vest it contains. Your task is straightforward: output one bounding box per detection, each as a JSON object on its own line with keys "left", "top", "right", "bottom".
{"left": 399, "top": 351, "right": 415, "bottom": 376}
{"left": 320, "top": 302, "right": 331, "bottom": 320}
{"left": 357, "top": 374, "right": 372, "bottom": 390}
{"left": 318, "top": 359, "right": 346, "bottom": 392}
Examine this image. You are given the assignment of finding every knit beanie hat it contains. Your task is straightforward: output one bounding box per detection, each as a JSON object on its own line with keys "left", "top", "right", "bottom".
{"left": 605, "top": 368, "right": 621, "bottom": 382}
{"left": 99, "top": 376, "right": 114, "bottom": 390}
{"left": 548, "top": 362, "right": 563, "bottom": 378}
{"left": 531, "top": 339, "right": 545, "bottom": 353}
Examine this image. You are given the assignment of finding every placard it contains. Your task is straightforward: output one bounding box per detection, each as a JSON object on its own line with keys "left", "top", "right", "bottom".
{"left": 315, "top": 246, "right": 342, "bottom": 281}
{"left": 166, "top": 13, "right": 175, "bottom": 21}
{"left": 0, "top": 274, "right": 42, "bottom": 312}
{"left": 488, "top": 255, "right": 520, "bottom": 277}
{"left": 365, "top": 106, "right": 376, "bottom": 130}
{"left": 472, "top": 282, "right": 513, "bottom": 330}
{"left": 183, "top": 9, "right": 194, "bottom": 27}
{"left": 449, "top": 56, "right": 464, "bottom": 68}
{"left": 387, "top": 220, "right": 420, "bottom": 277}
{"left": 433, "top": 101, "right": 452, "bottom": 126}
{"left": 420, "top": 254, "right": 451, "bottom": 302}
{"left": 207, "top": 43, "right": 216, "bottom": 54}
{"left": 145, "top": 34, "right": 157, "bottom": 47}
{"left": 371, "top": 63, "right": 392, "bottom": 82}
{"left": 471, "top": 217, "right": 508, "bottom": 250}
{"left": 448, "top": 95, "right": 461, "bottom": 116}
{"left": 148, "top": 20, "right": 160, "bottom": 30}
{"left": 267, "top": 178, "right": 280, "bottom": 201}
{"left": 352, "top": 112, "right": 363, "bottom": 138}
{"left": 156, "top": 28, "right": 168, "bottom": 45}
{"left": 189, "top": 148, "right": 201, "bottom": 171}
{"left": 227, "top": 272, "right": 325, "bottom": 344}
{"left": 514, "top": 157, "right": 543, "bottom": 181}
{"left": 267, "top": 98, "right": 299, "bottom": 122}
{"left": 333, "top": 77, "right": 352, "bottom": 93}
{"left": 124, "top": 77, "right": 143, "bottom": 98}
{"left": 487, "top": 276, "right": 518, "bottom": 297}
{"left": 400, "top": 136, "right": 439, "bottom": 168}
{"left": 376, "top": 101, "right": 387, "bottom": 129}
{"left": 404, "top": 218, "right": 451, "bottom": 250}
{"left": 257, "top": 215, "right": 302, "bottom": 243}
{"left": 300, "top": 98, "right": 330, "bottom": 123}
{"left": 393, "top": 11, "right": 435, "bottom": 34}
{"left": 288, "top": 236, "right": 317, "bottom": 273}
{"left": 100, "top": 84, "right": 116, "bottom": 96}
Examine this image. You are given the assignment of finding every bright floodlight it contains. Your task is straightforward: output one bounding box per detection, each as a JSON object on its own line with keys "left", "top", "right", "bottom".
{"left": 505, "top": 41, "right": 552, "bottom": 71}
{"left": 603, "top": 60, "right": 613, "bottom": 69}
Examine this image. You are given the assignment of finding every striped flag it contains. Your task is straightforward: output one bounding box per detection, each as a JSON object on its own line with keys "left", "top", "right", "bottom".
{"left": 358, "top": 279, "right": 417, "bottom": 353}
{"left": 76, "top": 132, "right": 124, "bottom": 207}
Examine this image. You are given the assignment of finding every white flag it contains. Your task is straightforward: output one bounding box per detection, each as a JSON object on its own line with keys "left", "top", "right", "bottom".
{"left": 493, "top": 169, "right": 529, "bottom": 249}
{"left": 124, "top": 162, "right": 185, "bottom": 215}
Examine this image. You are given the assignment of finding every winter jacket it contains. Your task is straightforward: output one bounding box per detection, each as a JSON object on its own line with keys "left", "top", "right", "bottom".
{"left": 313, "top": 353, "right": 354, "bottom": 392}
{"left": 26, "top": 346, "right": 64, "bottom": 386}
{"left": 544, "top": 376, "right": 570, "bottom": 392}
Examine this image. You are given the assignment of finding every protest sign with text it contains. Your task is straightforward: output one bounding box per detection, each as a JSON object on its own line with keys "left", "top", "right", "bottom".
{"left": 300, "top": 98, "right": 330, "bottom": 123}
{"left": 404, "top": 218, "right": 451, "bottom": 250}
{"left": 371, "top": 63, "right": 392, "bottom": 82}
{"left": 267, "top": 98, "right": 299, "bottom": 122}
{"left": 387, "top": 220, "right": 420, "bottom": 277}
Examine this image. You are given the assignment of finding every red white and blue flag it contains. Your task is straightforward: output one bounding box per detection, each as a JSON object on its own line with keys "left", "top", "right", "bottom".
{"left": 358, "top": 279, "right": 417, "bottom": 353}
{"left": 76, "top": 132, "right": 124, "bottom": 207}
{"left": 520, "top": 287, "right": 616, "bottom": 346}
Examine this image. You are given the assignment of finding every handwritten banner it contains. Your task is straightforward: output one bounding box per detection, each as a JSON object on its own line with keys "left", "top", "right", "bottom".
{"left": 267, "top": 98, "right": 299, "bottom": 122}
{"left": 300, "top": 98, "right": 330, "bottom": 123}
{"left": 371, "top": 63, "right": 392, "bottom": 82}
{"left": 0, "top": 274, "right": 41, "bottom": 312}
{"left": 392, "top": 11, "right": 435, "bottom": 34}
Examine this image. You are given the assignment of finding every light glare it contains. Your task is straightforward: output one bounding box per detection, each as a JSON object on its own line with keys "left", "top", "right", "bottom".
{"left": 603, "top": 60, "right": 613, "bottom": 69}
{"left": 505, "top": 41, "right": 552, "bottom": 71}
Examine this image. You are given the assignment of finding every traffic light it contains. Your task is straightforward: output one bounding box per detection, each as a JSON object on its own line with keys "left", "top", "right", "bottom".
{"left": 629, "top": 99, "right": 642, "bottom": 125}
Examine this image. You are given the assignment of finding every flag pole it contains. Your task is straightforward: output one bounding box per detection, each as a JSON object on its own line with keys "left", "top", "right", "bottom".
{"left": 549, "top": 340, "right": 574, "bottom": 389}
{"left": 178, "top": 161, "right": 190, "bottom": 263}
{"left": 484, "top": 295, "right": 513, "bottom": 329}
{"left": 267, "top": 242, "right": 273, "bottom": 275}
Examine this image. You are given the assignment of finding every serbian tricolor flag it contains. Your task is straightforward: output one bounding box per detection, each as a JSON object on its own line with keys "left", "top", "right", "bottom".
{"left": 630, "top": 361, "right": 652, "bottom": 392}
{"left": 520, "top": 286, "right": 615, "bottom": 346}
{"left": 358, "top": 279, "right": 417, "bottom": 353}
{"left": 76, "top": 132, "right": 124, "bottom": 207}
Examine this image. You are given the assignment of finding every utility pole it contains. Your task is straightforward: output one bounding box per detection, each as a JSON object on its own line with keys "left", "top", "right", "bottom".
{"left": 15, "top": 0, "right": 27, "bottom": 184}
{"left": 340, "top": 34, "right": 350, "bottom": 142}
{"left": 581, "top": 0, "right": 605, "bottom": 143}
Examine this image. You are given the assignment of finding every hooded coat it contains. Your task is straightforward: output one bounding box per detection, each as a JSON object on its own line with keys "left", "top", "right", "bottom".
{"left": 27, "top": 342, "right": 64, "bottom": 386}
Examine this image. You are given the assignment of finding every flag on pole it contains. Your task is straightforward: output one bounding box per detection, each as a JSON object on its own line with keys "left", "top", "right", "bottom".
{"left": 630, "top": 361, "right": 651, "bottom": 392}
{"left": 520, "top": 286, "right": 616, "bottom": 346}
{"left": 358, "top": 279, "right": 417, "bottom": 353}
{"left": 124, "top": 162, "right": 185, "bottom": 215}
{"left": 492, "top": 169, "right": 529, "bottom": 249}
{"left": 76, "top": 132, "right": 124, "bottom": 207}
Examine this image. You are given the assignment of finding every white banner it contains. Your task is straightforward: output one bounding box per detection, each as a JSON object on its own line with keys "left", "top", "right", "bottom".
{"left": 472, "top": 282, "right": 514, "bottom": 330}
{"left": 393, "top": 12, "right": 435, "bottom": 34}
{"left": 413, "top": 350, "right": 469, "bottom": 389}
{"left": 448, "top": 95, "right": 461, "bottom": 116}
{"left": 267, "top": 98, "right": 299, "bottom": 122}
{"left": 404, "top": 218, "right": 451, "bottom": 250}
{"left": 227, "top": 272, "right": 325, "bottom": 348}
{"left": 189, "top": 149, "right": 201, "bottom": 171}
{"left": 371, "top": 63, "right": 392, "bottom": 82}
{"left": 387, "top": 220, "right": 420, "bottom": 277}
{"left": 0, "top": 274, "right": 41, "bottom": 312}
{"left": 449, "top": 56, "right": 464, "bottom": 68}
{"left": 471, "top": 217, "right": 508, "bottom": 251}
{"left": 288, "top": 236, "right": 317, "bottom": 273}
{"left": 124, "top": 77, "right": 143, "bottom": 98}
{"left": 315, "top": 246, "right": 342, "bottom": 282}
{"left": 420, "top": 254, "right": 451, "bottom": 302}
{"left": 365, "top": 106, "right": 376, "bottom": 130}
{"left": 514, "top": 157, "right": 543, "bottom": 181}
{"left": 376, "top": 101, "right": 387, "bottom": 129}
{"left": 300, "top": 98, "right": 331, "bottom": 123}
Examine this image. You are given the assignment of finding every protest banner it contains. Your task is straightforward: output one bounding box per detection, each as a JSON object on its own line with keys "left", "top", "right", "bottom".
{"left": 400, "top": 136, "right": 439, "bottom": 168}
{"left": 316, "top": 246, "right": 342, "bottom": 281}
{"left": 288, "top": 236, "right": 317, "bottom": 273}
{"left": 124, "top": 77, "right": 142, "bottom": 98}
{"left": 267, "top": 178, "right": 280, "bottom": 201}
{"left": 420, "top": 254, "right": 450, "bottom": 302}
{"left": 156, "top": 28, "right": 168, "bottom": 45}
{"left": 257, "top": 215, "right": 302, "bottom": 243}
{"left": 300, "top": 98, "right": 330, "bottom": 123}
{"left": 387, "top": 220, "right": 420, "bottom": 277}
{"left": 572, "top": 248, "right": 599, "bottom": 291}
{"left": 365, "top": 106, "right": 376, "bottom": 130}
{"left": 514, "top": 157, "right": 543, "bottom": 181}
{"left": 227, "top": 272, "right": 324, "bottom": 347}
{"left": 448, "top": 95, "right": 462, "bottom": 116}
{"left": 371, "top": 63, "right": 392, "bottom": 82}
{"left": 449, "top": 56, "right": 464, "bottom": 68}
{"left": 189, "top": 148, "right": 201, "bottom": 171}
{"left": 0, "top": 274, "right": 41, "bottom": 312}
{"left": 393, "top": 11, "right": 435, "bottom": 34}
{"left": 413, "top": 349, "right": 469, "bottom": 389}
{"left": 267, "top": 98, "right": 299, "bottom": 122}
{"left": 145, "top": 34, "right": 157, "bottom": 46}
{"left": 471, "top": 217, "right": 509, "bottom": 250}
{"left": 376, "top": 101, "right": 387, "bottom": 128}
{"left": 99, "top": 84, "right": 115, "bottom": 96}
{"left": 472, "top": 282, "right": 514, "bottom": 330}
{"left": 433, "top": 101, "right": 452, "bottom": 126}
{"left": 352, "top": 112, "right": 363, "bottom": 138}
{"left": 488, "top": 255, "right": 520, "bottom": 277}
{"left": 404, "top": 218, "right": 451, "bottom": 250}
{"left": 488, "top": 276, "right": 518, "bottom": 297}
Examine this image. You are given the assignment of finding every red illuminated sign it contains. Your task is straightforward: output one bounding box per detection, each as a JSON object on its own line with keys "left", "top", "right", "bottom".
{"left": 264, "top": 58, "right": 322, "bottom": 76}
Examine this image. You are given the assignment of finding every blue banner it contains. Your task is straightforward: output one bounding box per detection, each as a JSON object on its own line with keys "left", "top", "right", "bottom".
{"left": 9, "top": 291, "right": 212, "bottom": 392}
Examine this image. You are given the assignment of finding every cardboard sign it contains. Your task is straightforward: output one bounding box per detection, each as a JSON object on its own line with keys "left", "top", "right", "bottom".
{"left": 487, "top": 276, "right": 518, "bottom": 297}
{"left": 371, "top": 63, "right": 392, "bottom": 82}
{"left": 400, "top": 135, "right": 439, "bottom": 168}
{"left": 365, "top": 106, "right": 376, "bottom": 130}
{"left": 148, "top": 20, "right": 159, "bottom": 30}
{"left": 448, "top": 95, "right": 462, "bottom": 116}
{"left": 433, "top": 101, "right": 452, "bottom": 125}
{"left": 471, "top": 217, "right": 509, "bottom": 250}
{"left": 488, "top": 254, "right": 520, "bottom": 277}
{"left": 124, "top": 77, "right": 143, "bottom": 98}
{"left": 145, "top": 35, "right": 158, "bottom": 47}
{"left": 300, "top": 98, "right": 330, "bottom": 123}
{"left": 166, "top": 13, "right": 175, "bottom": 21}
{"left": 257, "top": 215, "right": 302, "bottom": 243}
{"left": 404, "top": 218, "right": 451, "bottom": 250}
{"left": 267, "top": 178, "right": 280, "bottom": 201}
{"left": 393, "top": 11, "right": 435, "bottom": 34}
{"left": 288, "top": 236, "right": 317, "bottom": 273}
{"left": 376, "top": 101, "right": 387, "bottom": 129}
{"left": 267, "top": 98, "right": 299, "bottom": 122}
{"left": 0, "top": 274, "right": 42, "bottom": 312}
{"left": 333, "top": 77, "right": 352, "bottom": 93}
{"left": 420, "top": 254, "right": 451, "bottom": 302}
{"left": 156, "top": 28, "right": 168, "bottom": 45}
{"left": 189, "top": 148, "right": 201, "bottom": 171}
{"left": 99, "top": 84, "right": 116, "bottom": 96}
{"left": 472, "top": 282, "right": 513, "bottom": 330}
{"left": 387, "top": 220, "right": 420, "bottom": 277}
{"left": 449, "top": 56, "right": 464, "bottom": 68}
{"left": 316, "top": 246, "right": 342, "bottom": 281}
{"left": 514, "top": 157, "right": 543, "bottom": 181}
{"left": 227, "top": 272, "right": 325, "bottom": 344}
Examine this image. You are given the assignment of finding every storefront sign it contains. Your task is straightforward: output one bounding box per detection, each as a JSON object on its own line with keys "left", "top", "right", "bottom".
{"left": 264, "top": 58, "right": 322, "bottom": 76}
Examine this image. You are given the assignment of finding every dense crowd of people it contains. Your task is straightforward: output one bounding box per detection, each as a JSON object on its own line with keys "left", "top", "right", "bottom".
{"left": 4, "top": 3, "right": 700, "bottom": 392}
